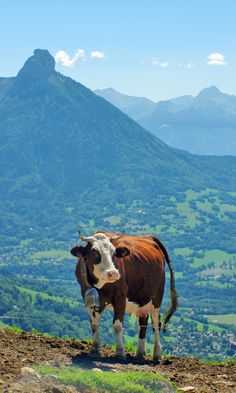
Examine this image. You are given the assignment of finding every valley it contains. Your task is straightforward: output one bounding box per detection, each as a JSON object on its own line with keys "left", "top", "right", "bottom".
{"left": 1, "top": 187, "right": 235, "bottom": 360}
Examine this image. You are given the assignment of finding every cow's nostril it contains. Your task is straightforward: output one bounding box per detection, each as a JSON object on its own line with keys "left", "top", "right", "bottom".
{"left": 106, "top": 270, "right": 119, "bottom": 280}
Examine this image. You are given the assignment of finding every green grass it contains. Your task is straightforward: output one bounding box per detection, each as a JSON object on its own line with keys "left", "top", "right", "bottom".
{"left": 0, "top": 325, "right": 24, "bottom": 333}
{"left": 183, "top": 317, "right": 223, "bottom": 332}
{"left": 30, "top": 250, "right": 71, "bottom": 260}
{"left": 20, "top": 239, "right": 32, "bottom": 247}
{"left": 199, "top": 358, "right": 236, "bottom": 365}
{"left": 175, "top": 188, "right": 236, "bottom": 227}
{"left": 206, "top": 314, "right": 236, "bottom": 326}
{"left": 190, "top": 249, "right": 236, "bottom": 268}
{"left": 163, "top": 336, "right": 176, "bottom": 343}
{"left": 200, "top": 267, "right": 235, "bottom": 277}
{"left": 104, "top": 215, "right": 121, "bottom": 225}
{"left": 17, "top": 286, "right": 80, "bottom": 306}
{"left": 173, "top": 272, "right": 183, "bottom": 279}
{"left": 35, "top": 365, "right": 176, "bottom": 393}
{"left": 174, "top": 247, "right": 193, "bottom": 256}
{"left": 155, "top": 224, "right": 168, "bottom": 233}
{"left": 196, "top": 280, "right": 233, "bottom": 289}
{"left": 176, "top": 200, "right": 198, "bottom": 228}
{"left": 65, "top": 207, "right": 74, "bottom": 213}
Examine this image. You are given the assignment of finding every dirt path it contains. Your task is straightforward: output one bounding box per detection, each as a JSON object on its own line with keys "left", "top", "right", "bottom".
{"left": 0, "top": 329, "right": 235, "bottom": 392}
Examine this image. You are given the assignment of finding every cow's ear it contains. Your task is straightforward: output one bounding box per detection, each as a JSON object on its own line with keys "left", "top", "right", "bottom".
{"left": 115, "top": 246, "right": 130, "bottom": 258}
{"left": 70, "top": 246, "right": 86, "bottom": 257}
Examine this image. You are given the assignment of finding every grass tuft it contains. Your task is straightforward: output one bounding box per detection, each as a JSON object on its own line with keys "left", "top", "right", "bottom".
{"left": 35, "top": 365, "right": 176, "bottom": 392}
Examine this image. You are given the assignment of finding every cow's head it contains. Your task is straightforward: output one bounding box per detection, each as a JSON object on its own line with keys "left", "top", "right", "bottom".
{"left": 70, "top": 232, "right": 130, "bottom": 289}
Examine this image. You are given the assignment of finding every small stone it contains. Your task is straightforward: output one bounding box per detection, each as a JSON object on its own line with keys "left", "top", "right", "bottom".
{"left": 178, "top": 387, "right": 195, "bottom": 392}
{"left": 21, "top": 366, "right": 41, "bottom": 378}
{"left": 217, "top": 374, "right": 228, "bottom": 378}
{"left": 51, "top": 374, "right": 59, "bottom": 380}
{"left": 50, "top": 387, "right": 64, "bottom": 393}
{"left": 214, "top": 381, "right": 235, "bottom": 386}
{"left": 92, "top": 367, "right": 103, "bottom": 372}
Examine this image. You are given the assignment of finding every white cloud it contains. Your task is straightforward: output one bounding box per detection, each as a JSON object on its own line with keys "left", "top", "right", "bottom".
{"left": 159, "top": 62, "right": 169, "bottom": 68}
{"left": 152, "top": 57, "right": 169, "bottom": 68}
{"left": 186, "top": 62, "right": 195, "bottom": 69}
{"left": 90, "top": 51, "right": 105, "bottom": 59}
{"left": 207, "top": 53, "right": 226, "bottom": 65}
{"left": 54, "top": 49, "right": 85, "bottom": 67}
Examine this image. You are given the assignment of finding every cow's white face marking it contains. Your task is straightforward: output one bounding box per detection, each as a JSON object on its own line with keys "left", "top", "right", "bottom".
{"left": 89, "top": 233, "right": 120, "bottom": 288}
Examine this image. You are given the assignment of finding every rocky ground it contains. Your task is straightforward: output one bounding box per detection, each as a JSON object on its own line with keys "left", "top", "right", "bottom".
{"left": 0, "top": 329, "right": 235, "bottom": 393}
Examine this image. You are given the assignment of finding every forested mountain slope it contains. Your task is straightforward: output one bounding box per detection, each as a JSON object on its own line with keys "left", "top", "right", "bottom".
{"left": 0, "top": 49, "right": 235, "bottom": 244}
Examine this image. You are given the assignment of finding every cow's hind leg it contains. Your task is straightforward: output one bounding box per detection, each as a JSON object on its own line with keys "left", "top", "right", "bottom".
{"left": 136, "top": 315, "right": 148, "bottom": 359}
{"left": 151, "top": 308, "right": 161, "bottom": 362}
{"left": 87, "top": 308, "right": 101, "bottom": 355}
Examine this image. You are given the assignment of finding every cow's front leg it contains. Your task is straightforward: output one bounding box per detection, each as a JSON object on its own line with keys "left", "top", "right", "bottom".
{"left": 113, "top": 296, "right": 126, "bottom": 358}
{"left": 87, "top": 308, "right": 101, "bottom": 355}
{"left": 136, "top": 315, "right": 148, "bottom": 359}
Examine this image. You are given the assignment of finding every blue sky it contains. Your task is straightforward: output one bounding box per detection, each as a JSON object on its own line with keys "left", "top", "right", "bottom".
{"left": 1, "top": 1, "right": 235, "bottom": 101}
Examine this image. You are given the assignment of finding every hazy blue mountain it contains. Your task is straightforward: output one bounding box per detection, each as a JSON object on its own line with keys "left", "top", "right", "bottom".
{"left": 169, "top": 95, "right": 194, "bottom": 109}
{"left": 0, "top": 49, "right": 235, "bottom": 244}
{"left": 0, "top": 77, "right": 14, "bottom": 100}
{"left": 96, "top": 86, "right": 236, "bottom": 155}
{"left": 95, "top": 87, "right": 156, "bottom": 120}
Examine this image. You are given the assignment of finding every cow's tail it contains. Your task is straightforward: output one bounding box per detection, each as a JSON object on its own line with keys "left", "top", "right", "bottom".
{"left": 148, "top": 236, "right": 179, "bottom": 330}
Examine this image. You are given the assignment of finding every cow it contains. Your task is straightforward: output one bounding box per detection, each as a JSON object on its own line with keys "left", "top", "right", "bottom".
{"left": 70, "top": 230, "right": 178, "bottom": 362}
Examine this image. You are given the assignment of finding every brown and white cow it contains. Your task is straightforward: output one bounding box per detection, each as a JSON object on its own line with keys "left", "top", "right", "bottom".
{"left": 70, "top": 230, "right": 178, "bottom": 361}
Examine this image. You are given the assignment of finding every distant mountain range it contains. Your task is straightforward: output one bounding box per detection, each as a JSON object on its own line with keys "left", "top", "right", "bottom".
{"left": 0, "top": 49, "right": 236, "bottom": 243}
{"left": 95, "top": 86, "right": 236, "bottom": 155}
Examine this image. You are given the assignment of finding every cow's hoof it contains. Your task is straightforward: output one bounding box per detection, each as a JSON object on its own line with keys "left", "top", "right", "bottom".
{"left": 135, "top": 354, "right": 145, "bottom": 364}
{"left": 115, "top": 353, "right": 126, "bottom": 360}
{"left": 136, "top": 358, "right": 145, "bottom": 365}
{"left": 153, "top": 357, "right": 161, "bottom": 365}
{"left": 135, "top": 352, "right": 145, "bottom": 360}
{"left": 89, "top": 348, "right": 101, "bottom": 357}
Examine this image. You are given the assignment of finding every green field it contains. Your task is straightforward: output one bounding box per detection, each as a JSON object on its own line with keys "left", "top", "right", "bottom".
{"left": 191, "top": 250, "right": 236, "bottom": 268}
{"left": 196, "top": 280, "right": 233, "bottom": 289}
{"left": 30, "top": 250, "right": 71, "bottom": 260}
{"left": 175, "top": 188, "right": 236, "bottom": 227}
{"left": 104, "top": 215, "right": 121, "bottom": 225}
{"left": 17, "top": 286, "right": 79, "bottom": 307}
{"left": 207, "top": 314, "right": 236, "bottom": 326}
{"left": 174, "top": 248, "right": 236, "bottom": 269}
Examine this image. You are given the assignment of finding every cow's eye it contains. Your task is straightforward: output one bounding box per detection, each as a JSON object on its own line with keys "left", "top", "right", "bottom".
{"left": 92, "top": 250, "right": 101, "bottom": 264}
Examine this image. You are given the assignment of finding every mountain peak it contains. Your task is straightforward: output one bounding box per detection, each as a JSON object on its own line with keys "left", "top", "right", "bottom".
{"left": 16, "top": 49, "right": 55, "bottom": 82}
{"left": 195, "top": 85, "right": 222, "bottom": 100}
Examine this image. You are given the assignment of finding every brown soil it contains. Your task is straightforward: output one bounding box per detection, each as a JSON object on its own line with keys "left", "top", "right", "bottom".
{"left": 0, "top": 329, "right": 235, "bottom": 393}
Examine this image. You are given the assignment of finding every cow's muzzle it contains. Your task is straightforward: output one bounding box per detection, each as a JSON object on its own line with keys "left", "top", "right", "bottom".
{"left": 105, "top": 269, "right": 120, "bottom": 282}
